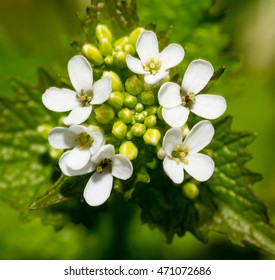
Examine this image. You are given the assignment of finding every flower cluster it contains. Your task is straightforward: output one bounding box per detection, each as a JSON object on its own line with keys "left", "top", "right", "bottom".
{"left": 42, "top": 25, "right": 226, "bottom": 206}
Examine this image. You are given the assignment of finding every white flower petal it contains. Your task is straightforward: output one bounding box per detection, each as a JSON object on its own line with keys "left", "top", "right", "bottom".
{"left": 136, "top": 30, "right": 159, "bottom": 64}
{"left": 162, "top": 127, "right": 182, "bottom": 155}
{"left": 112, "top": 154, "right": 133, "bottom": 180}
{"left": 126, "top": 55, "right": 147, "bottom": 74}
{"left": 159, "top": 44, "right": 185, "bottom": 70}
{"left": 63, "top": 105, "right": 92, "bottom": 126}
{"left": 163, "top": 156, "right": 184, "bottom": 184}
{"left": 158, "top": 82, "right": 182, "bottom": 108}
{"left": 83, "top": 170, "right": 113, "bottom": 206}
{"left": 68, "top": 125, "right": 87, "bottom": 135}
{"left": 144, "top": 70, "right": 168, "bottom": 85}
{"left": 181, "top": 59, "right": 214, "bottom": 94}
{"left": 48, "top": 127, "right": 76, "bottom": 149}
{"left": 183, "top": 120, "right": 214, "bottom": 153}
{"left": 162, "top": 105, "right": 189, "bottom": 127}
{"left": 91, "top": 76, "right": 112, "bottom": 105}
{"left": 42, "top": 87, "right": 79, "bottom": 112}
{"left": 92, "top": 144, "right": 115, "bottom": 164}
{"left": 90, "top": 131, "right": 105, "bottom": 155}
{"left": 183, "top": 153, "right": 214, "bottom": 182}
{"left": 66, "top": 147, "right": 91, "bottom": 170}
{"left": 68, "top": 55, "right": 93, "bottom": 94}
{"left": 190, "top": 94, "right": 227, "bottom": 119}
{"left": 59, "top": 151, "right": 93, "bottom": 176}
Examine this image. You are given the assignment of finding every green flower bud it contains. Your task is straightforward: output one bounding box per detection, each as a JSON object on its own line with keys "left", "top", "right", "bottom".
{"left": 119, "top": 141, "right": 138, "bottom": 160}
{"left": 157, "top": 148, "right": 166, "bottom": 160}
{"left": 126, "top": 131, "right": 133, "bottom": 140}
{"left": 99, "top": 38, "right": 113, "bottom": 56}
{"left": 108, "top": 91, "right": 124, "bottom": 110}
{"left": 82, "top": 43, "right": 104, "bottom": 66}
{"left": 123, "top": 44, "right": 135, "bottom": 55}
{"left": 94, "top": 104, "right": 115, "bottom": 124}
{"left": 145, "top": 106, "right": 157, "bottom": 115}
{"left": 96, "top": 24, "right": 112, "bottom": 42}
{"left": 118, "top": 108, "right": 133, "bottom": 124}
{"left": 112, "top": 120, "right": 127, "bottom": 140}
{"left": 135, "top": 112, "right": 145, "bottom": 123}
{"left": 157, "top": 106, "right": 164, "bottom": 120}
{"left": 114, "top": 36, "right": 129, "bottom": 48}
{"left": 131, "top": 123, "right": 146, "bottom": 137}
{"left": 144, "top": 115, "right": 157, "bottom": 128}
{"left": 103, "top": 71, "right": 124, "bottom": 92}
{"left": 125, "top": 75, "right": 143, "bottom": 96}
{"left": 140, "top": 91, "right": 155, "bottom": 105}
{"left": 134, "top": 103, "right": 144, "bottom": 113}
{"left": 104, "top": 56, "right": 113, "bottom": 66}
{"left": 129, "top": 27, "right": 145, "bottom": 45}
{"left": 113, "top": 50, "right": 127, "bottom": 68}
{"left": 143, "top": 128, "right": 161, "bottom": 146}
{"left": 37, "top": 124, "right": 52, "bottom": 140}
{"left": 124, "top": 94, "right": 138, "bottom": 108}
{"left": 182, "top": 124, "right": 190, "bottom": 137}
{"left": 182, "top": 182, "right": 200, "bottom": 199}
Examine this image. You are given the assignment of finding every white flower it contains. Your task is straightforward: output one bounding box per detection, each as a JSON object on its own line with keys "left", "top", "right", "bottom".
{"left": 42, "top": 55, "right": 111, "bottom": 125}
{"left": 162, "top": 120, "right": 215, "bottom": 184}
{"left": 126, "top": 30, "right": 185, "bottom": 85}
{"left": 60, "top": 144, "right": 133, "bottom": 206}
{"left": 158, "top": 59, "right": 227, "bottom": 127}
{"left": 48, "top": 125, "right": 104, "bottom": 171}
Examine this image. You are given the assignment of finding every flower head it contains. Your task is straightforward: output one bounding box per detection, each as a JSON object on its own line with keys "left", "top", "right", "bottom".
{"left": 42, "top": 55, "right": 111, "bottom": 125}
{"left": 162, "top": 120, "right": 215, "bottom": 184}
{"left": 158, "top": 59, "right": 227, "bottom": 127}
{"left": 59, "top": 144, "right": 133, "bottom": 206}
{"left": 48, "top": 125, "right": 104, "bottom": 171}
{"left": 126, "top": 30, "right": 185, "bottom": 85}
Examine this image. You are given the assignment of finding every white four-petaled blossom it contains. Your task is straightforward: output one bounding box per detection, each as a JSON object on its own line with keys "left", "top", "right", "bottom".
{"left": 42, "top": 55, "right": 111, "bottom": 125}
{"left": 126, "top": 30, "right": 185, "bottom": 85}
{"left": 158, "top": 59, "right": 227, "bottom": 127}
{"left": 162, "top": 120, "right": 215, "bottom": 184}
{"left": 60, "top": 144, "right": 133, "bottom": 207}
{"left": 48, "top": 125, "right": 104, "bottom": 171}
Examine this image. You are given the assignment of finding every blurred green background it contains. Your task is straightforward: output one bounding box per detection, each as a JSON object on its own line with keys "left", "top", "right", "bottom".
{"left": 0, "top": 0, "right": 275, "bottom": 259}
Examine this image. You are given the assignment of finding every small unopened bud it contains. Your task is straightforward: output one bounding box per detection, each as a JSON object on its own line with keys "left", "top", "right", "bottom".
{"left": 113, "top": 50, "right": 127, "bottom": 68}
{"left": 104, "top": 56, "right": 113, "bottom": 66}
{"left": 82, "top": 43, "right": 104, "bottom": 66}
{"left": 112, "top": 120, "right": 127, "bottom": 140}
{"left": 129, "top": 27, "right": 145, "bottom": 45}
{"left": 182, "top": 182, "right": 200, "bottom": 199}
{"left": 126, "top": 131, "right": 133, "bottom": 140}
{"left": 135, "top": 112, "right": 145, "bottom": 123}
{"left": 96, "top": 24, "right": 112, "bottom": 42}
{"left": 123, "top": 44, "right": 135, "bottom": 55}
{"left": 144, "top": 115, "right": 157, "bottom": 128}
{"left": 131, "top": 123, "right": 146, "bottom": 137}
{"left": 118, "top": 108, "right": 133, "bottom": 124}
{"left": 157, "top": 148, "right": 166, "bottom": 160}
{"left": 134, "top": 103, "right": 144, "bottom": 113}
{"left": 94, "top": 104, "right": 115, "bottom": 124}
{"left": 99, "top": 38, "right": 113, "bottom": 56}
{"left": 182, "top": 124, "right": 190, "bottom": 137}
{"left": 125, "top": 75, "right": 143, "bottom": 96}
{"left": 145, "top": 106, "right": 157, "bottom": 115}
{"left": 108, "top": 91, "right": 124, "bottom": 110}
{"left": 157, "top": 106, "right": 164, "bottom": 120}
{"left": 119, "top": 141, "right": 138, "bottom": 160}
{"left": 141, "top": 91, "right": 155, "bottom": 105}
{"left": 114, "top": 36, "right": 129, "bottom": 48}
{"left": 124, "top": 94, "right": 138, "bottom": 108}
{"left": 143, "top": 128, "right": 161, "bottom": 146}
{"left": 103, "top": 71, "right": 124, "bottom": 92}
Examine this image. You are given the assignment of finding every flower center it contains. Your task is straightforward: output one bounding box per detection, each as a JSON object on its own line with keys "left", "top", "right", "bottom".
{"left": 170, "top": 145, "right": 189, "bottom": 164}
{"left": 75, "top": 132, "right": 94, "bottom": 150}
{"left": 76, "top": 90, "right": 92, "bottom": 107}
{"left": 182, "top": 92, "right": 195, "bottom": 107}
{"left": 96, "top": 158, "right": 112, "bottom": 173}
{"left": 143, "top": 58, "right": 161, "bottom": 75}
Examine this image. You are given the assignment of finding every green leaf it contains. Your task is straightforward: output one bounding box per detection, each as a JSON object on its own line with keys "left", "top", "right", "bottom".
{"left": 132, "top": 116, "right": 275, "bottom": 254}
